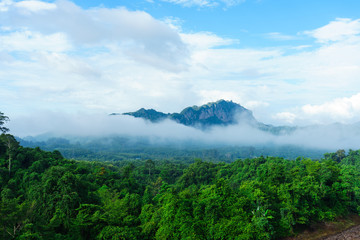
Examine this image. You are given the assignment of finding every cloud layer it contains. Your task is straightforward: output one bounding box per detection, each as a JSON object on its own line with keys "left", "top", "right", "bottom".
{"left": 9, "top": 112, "right": 360, "bottom": 151}
{"left": 0, "top": 0, "right": 188, "bottom": 69}
{"left": 1, "top": 1, "right": 360, "bottom": 133}
{"left": 276, "top": 93, "right": 360, "bottom": 125}
{"left": 306, "top": 18, "right": 360, "bottom": 43}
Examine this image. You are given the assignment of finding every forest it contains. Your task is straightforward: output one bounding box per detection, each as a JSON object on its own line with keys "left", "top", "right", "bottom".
{"left": 1, "top": 112, "right": 360, "bottom": 239}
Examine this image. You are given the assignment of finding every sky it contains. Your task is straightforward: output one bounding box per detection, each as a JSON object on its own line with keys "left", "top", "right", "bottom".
{"left": 2, "top": 0, "right": 360, "bottom": 136}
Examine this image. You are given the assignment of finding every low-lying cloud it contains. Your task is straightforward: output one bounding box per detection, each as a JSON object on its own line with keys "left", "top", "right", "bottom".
{"left": 8, "top": 111, "right": 360, "bottom": 151}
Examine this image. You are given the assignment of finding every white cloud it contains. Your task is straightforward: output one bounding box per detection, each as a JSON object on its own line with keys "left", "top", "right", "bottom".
{"left": 0, "top": 0, "right": 12, "bottom": 12}
{"left": 9, "top": 111, "right": 360, "bottom": 151}
{"left": 266, "top": 32, "right": 297, "bottom": 41}
{"left": 0, "top": 31, "right": 70, "bottom": 52}
{"left": 15, "top": 0, "right": 56, "bottom": 12}
{"left": 306, "top": 18, "right": 360, "bottom": 43}
{"left": 2, "top": 1, "right": 360, "bottom": 131}
{"left": 302, "top": 93, "right": 360, "bottom": 122}
{"left": 245, "top": 101, "right": 269, "bottom": 109}
{"left": 198, "top": 90, "right": 244, "bottom": 104}
{"left": 181, "top": 31, "right": 238, "bottom": 49}
{"left": 160, "top": 0, "right": 245, "bottom": 7}
{"left": 0, "top": 0, "right": 188, "bottom": 71}
{"left": 161, "top": 0, "right": 216, "bottom": 7}
{"left": 197, "top": 90, "right": 268, "bottom": 111}
{"left": 221, "top": 0, "right": 245, "bottom": 7}
{"left": 176, "top": 17, "right": 360, "bottom": 125}
{"left": 273, "top": 112, "right": 297, "bottom": 124}
{"left": 37, "top": 52, "right": 101, "bottom": 78}
{"left": 273, "top": 93, "right": 360, "bottom": 125}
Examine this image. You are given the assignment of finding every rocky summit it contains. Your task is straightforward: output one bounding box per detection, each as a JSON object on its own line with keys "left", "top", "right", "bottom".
{"left": 170, "top": 100, "right": 257, "bottom": 127}
{"left": 123, "top": 100, "right": 256, "bottom": 127}
{"left": 121, "top": 100, "right": 296, "bottom": 134}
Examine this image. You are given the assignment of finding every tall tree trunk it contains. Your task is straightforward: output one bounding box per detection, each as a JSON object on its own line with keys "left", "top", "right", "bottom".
{"left": 8, "top": 154, "right": 11, "bottom": 177}
{"left": 6, "top": 137, "right": 12, "bottom": 177}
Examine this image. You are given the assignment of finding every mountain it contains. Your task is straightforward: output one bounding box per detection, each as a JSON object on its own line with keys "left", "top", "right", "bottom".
{"left": 171, "top": 100, "right": 257, "bottom": 127}
{"left": 122, "top": 108, "right": 168, "bottom": 122}
{"left": 123, "top": 100, "right": 255, "bottom": 126}
{"left": 122, "top": 100, "right": 295, "bottom": 134}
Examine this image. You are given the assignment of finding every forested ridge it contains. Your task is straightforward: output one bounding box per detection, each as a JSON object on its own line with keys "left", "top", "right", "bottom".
{"left": 2, "top": 113, "right": 360, "bottom": 239}
{"left": 2, "top": 133, "right": 360, "bottom": 239}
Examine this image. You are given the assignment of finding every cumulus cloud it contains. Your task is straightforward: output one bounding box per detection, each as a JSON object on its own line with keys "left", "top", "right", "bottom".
{"left": 273, "top": 112, "right": 297, "bottom": 124}
{"left": 0, "top": 0, "right": 188, "bottom": 70}
{"left": 15, "top": 0, "right": 57, "bottom": 12}
{"left": 0, "top": 31, "right": 70, "bottom": 52}
{"left": 2, "top": 1, "right": 360, "bottom": 129}
{"left": 305, "top": 18, "right": 360, "bottom": 43}
{"left": 301, "top": 93, "right": 360, "bottom": 122}
{"left": 181, "top": 31, "right": 238, "bottom": 49}
{"left": 274, "top": 93, "right": 360, "bottom": 125}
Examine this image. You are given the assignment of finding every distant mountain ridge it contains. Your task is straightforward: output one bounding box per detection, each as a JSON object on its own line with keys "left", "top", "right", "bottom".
{"left": 118, "top": 100, "right": 295, "bottom": 134}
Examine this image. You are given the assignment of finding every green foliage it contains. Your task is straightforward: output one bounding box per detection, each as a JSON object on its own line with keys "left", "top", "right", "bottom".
{"left": 1, "top": 135, "right": 360, "bottom": 239}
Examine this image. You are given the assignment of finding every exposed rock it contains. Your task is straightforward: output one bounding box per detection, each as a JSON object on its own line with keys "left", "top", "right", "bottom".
{"left": 121, "top": 99, "right": 296, "bottom": 134}
{"left": 322, "top": 225, "right": 360, "bottom": 240}
{"left": 170, "top": 100, "right": 257, "bottom": 127}
{"left": 123, "top": 100, "right": 256, "bottom": 127}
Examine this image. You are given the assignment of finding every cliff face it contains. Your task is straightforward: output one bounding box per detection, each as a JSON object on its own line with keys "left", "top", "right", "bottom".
{"left": 123, "top": 100, "right": 257, "bottom": 127}
{"left": 171, "top": 100, "right": 257, "bottom": 126}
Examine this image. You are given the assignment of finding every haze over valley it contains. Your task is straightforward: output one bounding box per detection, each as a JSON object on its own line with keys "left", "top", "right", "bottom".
{"left": 12, "top": 100, "right": 360, "bottom": 161}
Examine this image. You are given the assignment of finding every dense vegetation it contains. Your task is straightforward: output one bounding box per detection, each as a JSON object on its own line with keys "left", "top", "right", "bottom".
{"left": 2, "top": 112, "right": 360, "bottom": 239}
{"left": 2, "top": 132, "right": 360, "bottom": 239}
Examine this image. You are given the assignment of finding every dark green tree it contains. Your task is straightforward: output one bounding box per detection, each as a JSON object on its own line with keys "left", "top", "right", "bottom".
{"left": 145, "top": 159, "right": 155, "bottom": 177}
{"left": 0, "top": 112, "right": 9, "bottom": 133}
{"left": 0, "top": 134, "right": 19, "bottom": 177}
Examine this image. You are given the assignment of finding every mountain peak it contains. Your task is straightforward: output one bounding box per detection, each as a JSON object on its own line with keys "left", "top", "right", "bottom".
{"left": 123, "top": 108, "right": 168, "bottom": 123}
{"left": 120, "top": 100, "right": 296, "bottom": 134}
{"left": 175, "top": 100, "right": 256, "bottom": 127}
{"left": 187, "top": 99, "right": 229, "bottom": 111}
{"left": 122, "top": 100, "right": 257, "bottom": 128}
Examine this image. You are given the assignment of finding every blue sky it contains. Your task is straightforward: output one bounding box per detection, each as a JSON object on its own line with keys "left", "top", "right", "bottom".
{"left": 71, "top": 0, "right": 360, "bottom": 44}
{"left": 2, "top": 0, "right": 360, "bottom": 136}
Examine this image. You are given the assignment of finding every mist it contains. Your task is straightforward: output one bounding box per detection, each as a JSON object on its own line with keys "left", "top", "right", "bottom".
{"left": 8, "top": 111, "right": 360, "bottom": 152}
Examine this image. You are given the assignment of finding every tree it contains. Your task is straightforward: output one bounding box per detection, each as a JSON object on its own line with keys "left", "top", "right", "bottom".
{"left": 0, "top": 112, "right": 9, "bottom": 133}
{"left": 145, "top": 159, "right": 155, "bottom": 177}
{"left": 0, "top": 189, "right": 32, "bottom": 239}
{"left": 0, "top": 134, "right": 19, "bottom": 177}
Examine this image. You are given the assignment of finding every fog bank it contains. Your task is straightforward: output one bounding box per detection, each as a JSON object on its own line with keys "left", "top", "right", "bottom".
{"left": 8, "top": 111, "right": 360, "bottom": 151}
